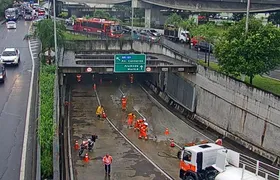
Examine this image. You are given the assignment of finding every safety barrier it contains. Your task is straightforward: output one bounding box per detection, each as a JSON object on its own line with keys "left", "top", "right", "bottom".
{"left": 239, "top": 154, "right": 280, "bottom": 180}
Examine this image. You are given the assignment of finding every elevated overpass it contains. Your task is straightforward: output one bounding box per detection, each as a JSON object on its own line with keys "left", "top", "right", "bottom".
{"left": 58, "top": 0, "right": 280, "bottom": 12}
{"left": 59, "top": 40, "right": 197, "bottom": 74}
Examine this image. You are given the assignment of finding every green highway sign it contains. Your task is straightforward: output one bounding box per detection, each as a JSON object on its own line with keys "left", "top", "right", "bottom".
{"left": 114, "top": 54, "right": 146, "bottom": 73}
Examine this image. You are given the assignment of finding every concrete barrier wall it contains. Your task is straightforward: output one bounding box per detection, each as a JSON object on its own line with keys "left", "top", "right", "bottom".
{"left": 182, "top": 66, "right": 280, "bottom": 161}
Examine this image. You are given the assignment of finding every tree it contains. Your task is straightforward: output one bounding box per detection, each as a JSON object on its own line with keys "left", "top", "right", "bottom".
{"left": 232, "top": 13, "right": 245, "bottom": 21}
{"left": 93, "top": 10, "right": 110, "bottom": 19}
{"left": 34, "top": 19, "right": 65, "bottom": 64}
{"left": 268, "top": 11, "right": 280, "bottom": 25}
{"left": 180, "top": 18, "right": 197, "bottom": 32}
{"left": 215, "top": 18, "right": 280, "bottom": 84}
{"left": 191, "top": 23, "right": 220, "bottom": 43}
{"left": 165, "top": 13, "right": 182, "bottom": 27}
{"left": 0, "top": 0, "right": 13, "bottom": 18}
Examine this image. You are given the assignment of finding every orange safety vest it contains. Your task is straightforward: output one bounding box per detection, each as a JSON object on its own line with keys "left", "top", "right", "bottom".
{"left": 103, "top": 155, "right": 113, "bottom": 165}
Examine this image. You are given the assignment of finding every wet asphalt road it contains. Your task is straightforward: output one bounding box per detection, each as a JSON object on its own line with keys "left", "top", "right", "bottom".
{"left": 70, "top": 84, "right": 170, "bottom": 180}
{"left": 0, "top": 20, "right": 32, "bottom": 180}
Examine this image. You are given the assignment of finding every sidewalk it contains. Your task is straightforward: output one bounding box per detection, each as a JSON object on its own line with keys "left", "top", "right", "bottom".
{"left": 70, "top": 84, "right": 170, "bottom": 180}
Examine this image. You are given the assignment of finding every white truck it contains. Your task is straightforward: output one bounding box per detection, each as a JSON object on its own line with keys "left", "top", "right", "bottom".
{"left": 177, "top": 143, "right": 280, "bottom": 180}
{"left": 164, "top": 24, "right": 190, "bottom": 43}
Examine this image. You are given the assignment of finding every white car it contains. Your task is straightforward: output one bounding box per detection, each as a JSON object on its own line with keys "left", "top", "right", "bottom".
{"left": 0, "top": 48, "right": 20, "bottom": 65}
{"left": 6, "top": 21, "right": 17, "bottom": 29}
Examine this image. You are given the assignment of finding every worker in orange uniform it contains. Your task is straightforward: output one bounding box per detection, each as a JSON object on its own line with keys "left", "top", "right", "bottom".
{"left": 215, "top": 136, "right": 223, "bottom": 146}
{"left": 138, "top": 122, "right": 148, "bottom": 140}
{"left": 103, "top": 153, "right": 113, "bottom": 176}
{"left": 76, "top": 74, "right": 81, "bottom": 82}
{"left": 121, "top": 95, "right": 127, "bottom": 111}
{"left": 134, "top": 118, "right": 145, "bottom": 131}
{"left": 127, "top": 113, "right": 136, "bottom": 127}
{"left": 129, "top": 74, "right": 134, "bottom": 84}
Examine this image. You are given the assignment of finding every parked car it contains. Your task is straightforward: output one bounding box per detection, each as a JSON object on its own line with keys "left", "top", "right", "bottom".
{"left": 144, "top": 29, "right": 161, "bottom": 37}
{"left": 194, "top": 41, "right": 214, "bottom": 53}
{"left": 6, "top": 21, "right": 17, "bottom": 29}
{"left": 0, "top": 64, "right": 6, "bottom": 83}
{"left": 0, "top": 48, "right": 20, "bottom": 66}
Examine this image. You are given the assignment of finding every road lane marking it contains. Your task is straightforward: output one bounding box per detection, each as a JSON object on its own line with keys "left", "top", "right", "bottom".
{"left": 94, "top": 89, "right": 174, "bottom": 180}
{"left": 67, "top": 92, "right": 74, "bottom": 180}
{"left": 20, "top": 23, "right": 35, "bottom": 180}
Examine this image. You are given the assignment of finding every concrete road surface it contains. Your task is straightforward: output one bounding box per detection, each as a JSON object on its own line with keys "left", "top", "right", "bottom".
{"left": 70, "top": 84, "right": 170, "bottom": 180}
{"left": 0, "top": 20, "right": 35, "bottom": 180}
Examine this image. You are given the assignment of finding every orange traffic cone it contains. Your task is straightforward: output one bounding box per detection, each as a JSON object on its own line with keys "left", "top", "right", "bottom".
{"left": 74, "top": 140, "right": 79, "bottom": 150}
{"left": 102, "top": 111, "right": 107, "bottom": 118}
{"left": 93, "top": 84, "right": 96, "bottom": 90}
{"left": 165, "top": 128, "right": 169, "bottom": 136}
{"left": 170, "top": 139, "right": 175, "bottom": 147}
{"left": 84, "top": 153, "right": 89, "bottom": 162}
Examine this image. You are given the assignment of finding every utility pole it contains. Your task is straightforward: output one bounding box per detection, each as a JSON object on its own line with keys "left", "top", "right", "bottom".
{"left": 131, "top": 5, "right": 134, "bottom": 39}
{"left": 245, "top": 0, "right": 251, "bottom": 34}
{"left": 53, "top": 0, "right": 58, "bottom": 67}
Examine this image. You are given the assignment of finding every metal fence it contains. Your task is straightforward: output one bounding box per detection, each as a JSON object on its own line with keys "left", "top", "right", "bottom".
{"left": 166, "top": 72, "right": 196, "bottom": 112}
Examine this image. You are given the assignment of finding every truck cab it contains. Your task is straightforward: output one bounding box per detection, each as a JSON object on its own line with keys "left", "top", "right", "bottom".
{"left": 177, "top": 143, "right": 280, "bottom": 180}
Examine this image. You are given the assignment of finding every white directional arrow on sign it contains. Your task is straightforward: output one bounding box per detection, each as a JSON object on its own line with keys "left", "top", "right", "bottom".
{"left": 140, "top": 65, "right": 143, "bottom": 69}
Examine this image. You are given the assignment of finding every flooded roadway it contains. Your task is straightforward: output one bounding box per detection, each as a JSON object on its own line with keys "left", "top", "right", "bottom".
{"left": 67, "top": 74, "right": 280, "bottom": 180}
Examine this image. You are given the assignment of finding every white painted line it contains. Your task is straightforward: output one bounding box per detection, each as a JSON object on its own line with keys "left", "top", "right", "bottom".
{"left": 139, "top": 84, "right": 214, "bottom": 143}
{"left": 20, "top": 24, "right": 35, "bottom": 180}
{"left": 118, "top": 88, "right": 124, "bottom": 95}
{"left": 94, "top": 90, "right": 174, "bottom": 180}
{"left": 133, "top": 108, "right": 146, "bottom": 120}
{"left": 67, "top": 92, "right": 74, "bottom": 180}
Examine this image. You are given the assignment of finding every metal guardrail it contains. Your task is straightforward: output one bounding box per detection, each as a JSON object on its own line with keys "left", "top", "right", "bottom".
{"left": 239, "top": 154, "right": 280, "bottom": 180}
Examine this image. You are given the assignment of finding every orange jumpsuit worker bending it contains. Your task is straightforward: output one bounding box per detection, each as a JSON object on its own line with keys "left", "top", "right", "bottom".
{"left": 134, "top": 118, "right": 145, "bottom": 131}
{"left": 127, "top": 113, "right": 136, "bottom": 127}
{"left": 139, "top": 122, "right": 148, "bottom": 140}
{"left": 121, "top": 95, "right": 127, "bottom": 111}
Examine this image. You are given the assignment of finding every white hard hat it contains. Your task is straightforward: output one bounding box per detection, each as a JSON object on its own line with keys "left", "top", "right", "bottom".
{"left": 143, "top": 118, "right": 146, "bottom": 121}
{"left": 144, "top": 122, "right": 148, "bottom": 126}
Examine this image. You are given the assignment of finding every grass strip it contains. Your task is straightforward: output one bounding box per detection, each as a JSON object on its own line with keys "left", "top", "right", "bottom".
{"left": 198, "top": 60, "right": 280, "bottom": 96}
{"left": 63, "top": 31, "right": 97, "bottom": 40}
{"left": 39, "top": 64, "right": 56, "bottom": 178}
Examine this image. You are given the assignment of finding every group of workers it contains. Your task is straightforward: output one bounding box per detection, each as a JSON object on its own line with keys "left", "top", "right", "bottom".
{"left": 127, "top": 112, "right": 149, "bottom": 140}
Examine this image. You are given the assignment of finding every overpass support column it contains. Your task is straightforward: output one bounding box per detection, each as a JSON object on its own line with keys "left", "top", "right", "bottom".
{"left": 145, "top": 8, "right": 151, "bottom": 28}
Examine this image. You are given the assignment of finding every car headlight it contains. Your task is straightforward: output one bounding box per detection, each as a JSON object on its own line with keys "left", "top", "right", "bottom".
{"left": 0, "top": 75, "right": 3, "bottom": 78}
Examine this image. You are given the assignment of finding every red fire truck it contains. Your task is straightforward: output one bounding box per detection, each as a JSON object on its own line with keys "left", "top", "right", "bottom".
{"left": 73, "top": 18, "right": 123, "bottom": 38}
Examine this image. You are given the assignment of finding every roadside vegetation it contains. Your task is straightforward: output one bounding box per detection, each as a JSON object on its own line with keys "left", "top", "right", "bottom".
{"left": 39, "top": 64, "right": 56, "bottom": 178}
{"left": 0, "top": 0, "right": 13, "bottom": 20}
{"left": 33, "top": 19, "right": 63, "bottom": 178}
{"left": 63, "top": 31, "right": 97, "bottom": 40}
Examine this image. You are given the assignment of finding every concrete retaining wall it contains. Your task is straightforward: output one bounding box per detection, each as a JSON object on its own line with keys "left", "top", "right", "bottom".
{"left": 181, "top": 66, "right": 280, "bottom": 162}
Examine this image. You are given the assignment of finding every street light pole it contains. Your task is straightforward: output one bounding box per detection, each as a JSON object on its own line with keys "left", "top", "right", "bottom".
{"left": 53, "top": 0, "right": 58, "bottom": 67}
{"left": 245, "top": 0, "right": 251, "bottom": 34}
{"left": 131, "top": 5, "right": 134, "bottom": 39}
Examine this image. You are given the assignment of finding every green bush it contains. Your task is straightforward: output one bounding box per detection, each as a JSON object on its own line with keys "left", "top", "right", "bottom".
{"left": 39, "top": 64, "right": 56, "bottom": 178}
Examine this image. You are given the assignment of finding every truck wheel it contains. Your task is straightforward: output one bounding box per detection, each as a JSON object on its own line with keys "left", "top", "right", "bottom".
{"left": 205, "top": 170, "right": 217, "bottom": 180}
{"left": 185, "top": 175, "right": 195, "bottom": 180}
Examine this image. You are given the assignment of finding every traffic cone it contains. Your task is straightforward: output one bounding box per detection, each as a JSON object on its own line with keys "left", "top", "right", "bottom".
{"left": 93, "top": 84, "right": 96, "bottom": 90}
{"left": 74, "top": 140, "right": 79, "bottom": 150}
{"left": 84, "top": 153, "right": 89, "bottom": 162}
{"left": 170, "top": 139, "right": 175, "bottom": 147}
{"left": 165, "top": 128, "right": 169, "bottom": 136}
